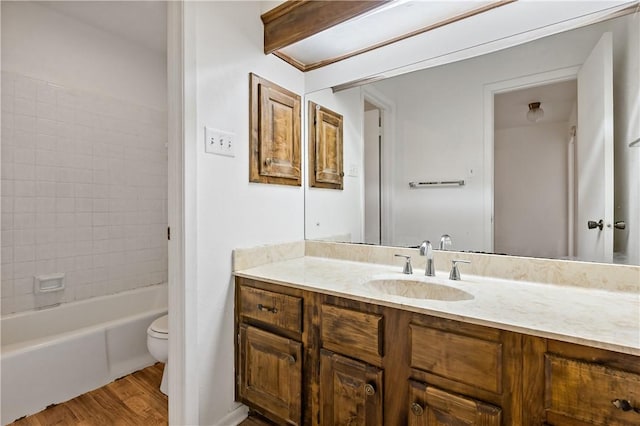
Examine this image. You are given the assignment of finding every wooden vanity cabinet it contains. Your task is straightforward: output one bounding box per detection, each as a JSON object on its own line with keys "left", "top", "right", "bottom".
{"left": 408, "top": 314, "right": 520, "bottom": 425}
{"left": 525, "top": 338, "right": 640, "bottom": 426}
{"left": 238, "top": 325, "right": 302, "bottom": 424}
{"left": 319, "top": 350, "right": 383, "bottom": 425}
{"left": 236, "top": 278, "right": 314, "bottom": 425}
{"left": 318, "top": 297, "right": 387, "bottom": 425}
{"left": 236, "top": 277, "right": 639, "bottom": 426}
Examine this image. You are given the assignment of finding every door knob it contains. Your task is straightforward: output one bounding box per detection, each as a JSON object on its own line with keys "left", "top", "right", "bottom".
{"left": 614, "top": 221, "right": 626, "bottom": 230}
{"left": 587, "top": 219, "right": 604, "bottom": 230}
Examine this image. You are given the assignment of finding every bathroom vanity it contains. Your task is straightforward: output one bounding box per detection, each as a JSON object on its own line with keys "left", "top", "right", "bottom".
{"left": 233, "top": 244, "right": 640, "bottom": 426}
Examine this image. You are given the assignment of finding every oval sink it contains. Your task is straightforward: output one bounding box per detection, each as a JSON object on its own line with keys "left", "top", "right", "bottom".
{"left": 364, "top": 279, "right": 473, "bottom": 301}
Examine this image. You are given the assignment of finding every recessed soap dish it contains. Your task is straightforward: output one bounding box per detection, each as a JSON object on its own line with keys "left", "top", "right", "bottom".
{"left": 34, "top": 273, "right": 65, "bottom": 294}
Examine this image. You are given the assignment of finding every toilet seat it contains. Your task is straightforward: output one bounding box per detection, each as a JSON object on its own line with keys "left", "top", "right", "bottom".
{"left": 147, "top": 315, "right": 168, "bottom": 339}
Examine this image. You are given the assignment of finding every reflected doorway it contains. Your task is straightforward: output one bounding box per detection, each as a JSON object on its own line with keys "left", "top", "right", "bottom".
{"left": 493, "top": 80, "right": 578, "bottom": 259}
{"left": 364, "top": 101, "right": 382, "bottom": 245}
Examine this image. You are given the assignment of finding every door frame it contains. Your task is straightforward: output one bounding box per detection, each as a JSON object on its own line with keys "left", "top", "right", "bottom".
{"left": 482, "top": 66, "right": 580, "bottom": 252}
{"left": 167, "top": 2, "right": 199, "bottom": 424}
{"left": 361, "top": 86, "right": 396, "bottom": 246}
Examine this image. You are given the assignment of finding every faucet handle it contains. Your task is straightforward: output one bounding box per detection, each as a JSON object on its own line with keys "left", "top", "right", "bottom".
{"left": 439, "top": 234, "right": 452, "bottom": 250}
{"left": 449, "top": 259, "right": 471, "bottom": 281}
{"left": 394, "top": 254, "right": 413, "bottom": 275}
{"left": 419, "top": 240, "right": 432, "bottom": 256}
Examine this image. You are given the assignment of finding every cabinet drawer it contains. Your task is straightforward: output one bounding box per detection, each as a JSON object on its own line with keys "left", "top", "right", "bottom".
{"left": 240, "top": 286, "right": 303, "bottom": 334}
{"left": 545, "top": 354, "right": 640, "bottom": 426}
{"left": 408, "top": 380, "right": 501, "bottom": 425}
{"left": 409, "top": 324, "right": 502, "bottom": 394}
{"left": 321, "top": 304, "right": 383, "bottom": 366}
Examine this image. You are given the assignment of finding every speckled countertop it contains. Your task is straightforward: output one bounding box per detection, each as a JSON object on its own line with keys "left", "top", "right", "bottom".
{"left": 235, "top": 256, "right": 640, "bottom": 356}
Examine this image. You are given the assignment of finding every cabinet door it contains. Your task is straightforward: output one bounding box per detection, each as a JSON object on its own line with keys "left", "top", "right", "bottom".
{"left": 408, "top": 380, "right": 501, "bottom": 426}
{"left": 320, "top": 349, "right": 383, "bottom": 426}
{"left": 239, "top": 325, "right": 302, "bottom": 425}
{"left": 545, "top": 354, "right": 640, "bottom": 426}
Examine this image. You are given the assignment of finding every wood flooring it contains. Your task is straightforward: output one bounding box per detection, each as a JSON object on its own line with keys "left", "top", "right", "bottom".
{"left": 10, "top": 363, "right": 168, "bottom": 426}
{"left": 238, "top": 415, "right": 273, "bottom": 425}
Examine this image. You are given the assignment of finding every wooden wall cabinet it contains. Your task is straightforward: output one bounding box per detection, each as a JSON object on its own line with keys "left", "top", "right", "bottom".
{"left": 235, "top": 277, "right": 640, "bottom": 426}
{"left": 308, "top": 102, "right": 344, "bottom": 189}
{"left": 250, "top": 73, "right": 301, "bottom": 186}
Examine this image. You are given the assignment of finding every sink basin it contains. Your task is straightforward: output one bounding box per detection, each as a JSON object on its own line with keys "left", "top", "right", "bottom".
{"left": 364, "top": 278, "right": 473, "bottom": 301}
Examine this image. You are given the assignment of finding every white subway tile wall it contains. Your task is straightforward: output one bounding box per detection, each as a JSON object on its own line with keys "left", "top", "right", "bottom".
{"left": 1, "top": 72, "right": 168, "bottom": 314}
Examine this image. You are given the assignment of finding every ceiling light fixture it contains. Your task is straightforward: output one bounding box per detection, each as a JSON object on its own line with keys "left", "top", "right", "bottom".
{"left": 526, "top": 102, "right": 544, "bottom": 123}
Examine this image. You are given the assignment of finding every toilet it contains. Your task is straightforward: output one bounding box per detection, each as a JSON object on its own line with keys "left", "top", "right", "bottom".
{"left": 147, "top": 314, "right": 168, "bottom": 395}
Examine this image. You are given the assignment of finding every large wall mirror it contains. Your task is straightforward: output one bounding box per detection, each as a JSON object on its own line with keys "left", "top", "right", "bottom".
{"left": 304, "top": 8, "right": 640, "bottom": 266}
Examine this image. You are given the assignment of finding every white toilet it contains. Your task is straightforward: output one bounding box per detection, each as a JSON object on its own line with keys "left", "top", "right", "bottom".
{"left": 147, "top": 314, "right": 169, "bottom": 395}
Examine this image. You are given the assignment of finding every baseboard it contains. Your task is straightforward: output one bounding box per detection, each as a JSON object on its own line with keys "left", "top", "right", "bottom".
{"left": 215, "top": 404, "right": 249, "bottom": 426}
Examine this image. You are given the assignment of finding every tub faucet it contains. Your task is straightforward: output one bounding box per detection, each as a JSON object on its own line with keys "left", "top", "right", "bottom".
{"left": 439, "top": 234, "right": 452, "bottom": 250}
{"left": 419, "top": 240, "right": 435, "bottom": 276}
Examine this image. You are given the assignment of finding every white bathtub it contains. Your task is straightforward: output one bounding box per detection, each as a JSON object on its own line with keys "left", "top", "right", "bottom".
{"left": 1, "top": 283, "right": 168, "bottom": 425}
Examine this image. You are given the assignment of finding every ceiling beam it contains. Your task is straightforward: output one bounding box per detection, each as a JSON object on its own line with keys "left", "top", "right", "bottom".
{"left": 261, "top": 0, "right": 390, "bottom": 55}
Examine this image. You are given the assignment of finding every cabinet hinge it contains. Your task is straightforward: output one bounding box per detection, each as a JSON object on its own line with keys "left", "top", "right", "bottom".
{"left": 237, "top": 333, "right": 241, "bottom": 345}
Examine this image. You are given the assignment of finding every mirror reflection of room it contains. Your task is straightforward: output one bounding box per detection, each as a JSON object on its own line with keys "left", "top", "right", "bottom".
{"left": 305, "top": 11, "right": 639, "bottom": 266}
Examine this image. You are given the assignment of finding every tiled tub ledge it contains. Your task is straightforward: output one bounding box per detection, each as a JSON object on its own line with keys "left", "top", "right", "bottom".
{"left": 233, "top": 242, "right": 640, "bottom": 356}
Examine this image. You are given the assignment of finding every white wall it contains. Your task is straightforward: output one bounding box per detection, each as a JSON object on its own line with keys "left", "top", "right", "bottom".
{"left": 367, "top": 14, "right": 637, "bottom": 253}
{"left": 1, "top": 1, "right": 166, "bottom": 107}
{"left": 1, "top": 2, "right": 167, "bottom": 313}
{"left": 494, "top": 122, "right": 569, "bottom": 258}
{"left": 305, "top": 87, "right": 363, "bottom": 242}
{"left": 190, "top": 2, "right": 304, "bottom": 424}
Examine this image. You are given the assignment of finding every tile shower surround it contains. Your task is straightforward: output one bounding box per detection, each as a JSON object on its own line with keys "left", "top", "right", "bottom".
{"left": 1, "top": 72, "right": 168, "bottom": 314}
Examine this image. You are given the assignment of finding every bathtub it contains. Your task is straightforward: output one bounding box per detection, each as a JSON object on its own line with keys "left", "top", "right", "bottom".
{"left": 1, "top": 283, "right": 168, "bottom": 425}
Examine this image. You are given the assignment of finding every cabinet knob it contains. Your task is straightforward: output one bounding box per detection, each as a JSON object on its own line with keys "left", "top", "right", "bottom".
{"left": 256, "top": 303, "right": 278, "bottom": 314}
{"left": 364, "top": 383, "right": 376, "bottom": 396}
{"left": 287, "top": 354, "right": 296, "bottom": 365}
{"left": 411, "top": 402, "right": 424, "bottom": 416}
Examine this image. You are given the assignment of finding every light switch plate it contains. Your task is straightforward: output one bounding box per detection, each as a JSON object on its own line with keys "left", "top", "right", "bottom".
{"left": 205, "top": 127, "right": 235, "bottom": 157}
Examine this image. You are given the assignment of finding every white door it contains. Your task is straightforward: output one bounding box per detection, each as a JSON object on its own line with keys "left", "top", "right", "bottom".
{"left": 364, "top": 109, "right": 381, "bottom": 244}
{"left": 576, "top": 32, "right": 614, "bottom": 263}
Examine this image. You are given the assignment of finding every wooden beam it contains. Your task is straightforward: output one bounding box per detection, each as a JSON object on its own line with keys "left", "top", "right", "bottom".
{"left": 261, "top": 0, "right": 390, "bottom": 55}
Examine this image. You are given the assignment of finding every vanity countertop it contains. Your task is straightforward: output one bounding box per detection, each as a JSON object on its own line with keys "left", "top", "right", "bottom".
{"left": 235, "top": 256, "right": 640, "bottom": 356}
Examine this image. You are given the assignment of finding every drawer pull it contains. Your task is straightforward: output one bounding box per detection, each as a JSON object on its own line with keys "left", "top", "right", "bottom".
{"left": 256, "top": 303, "right": 278, "bottom": 314}
{"left": 411, "top": 402, "right": 424, "bottom": 416}
{"left": 612, "top": 399, "right": 640, "bottom": 413}
{"left": 364, "top": 383, "right": 376, "bottom": 396}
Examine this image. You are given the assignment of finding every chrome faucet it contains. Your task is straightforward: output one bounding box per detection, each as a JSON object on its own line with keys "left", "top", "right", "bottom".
{"left": 449, "top": 259, "right": 471, "bottom": 280}
{"left": 439, "top": 234, "right": 452, "bottom": 250}
{"left": 394, "top": 254, "right": 413, "bottom": 274}
{"left": 419, "top": 240, "right": 435, "bottom": 276}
